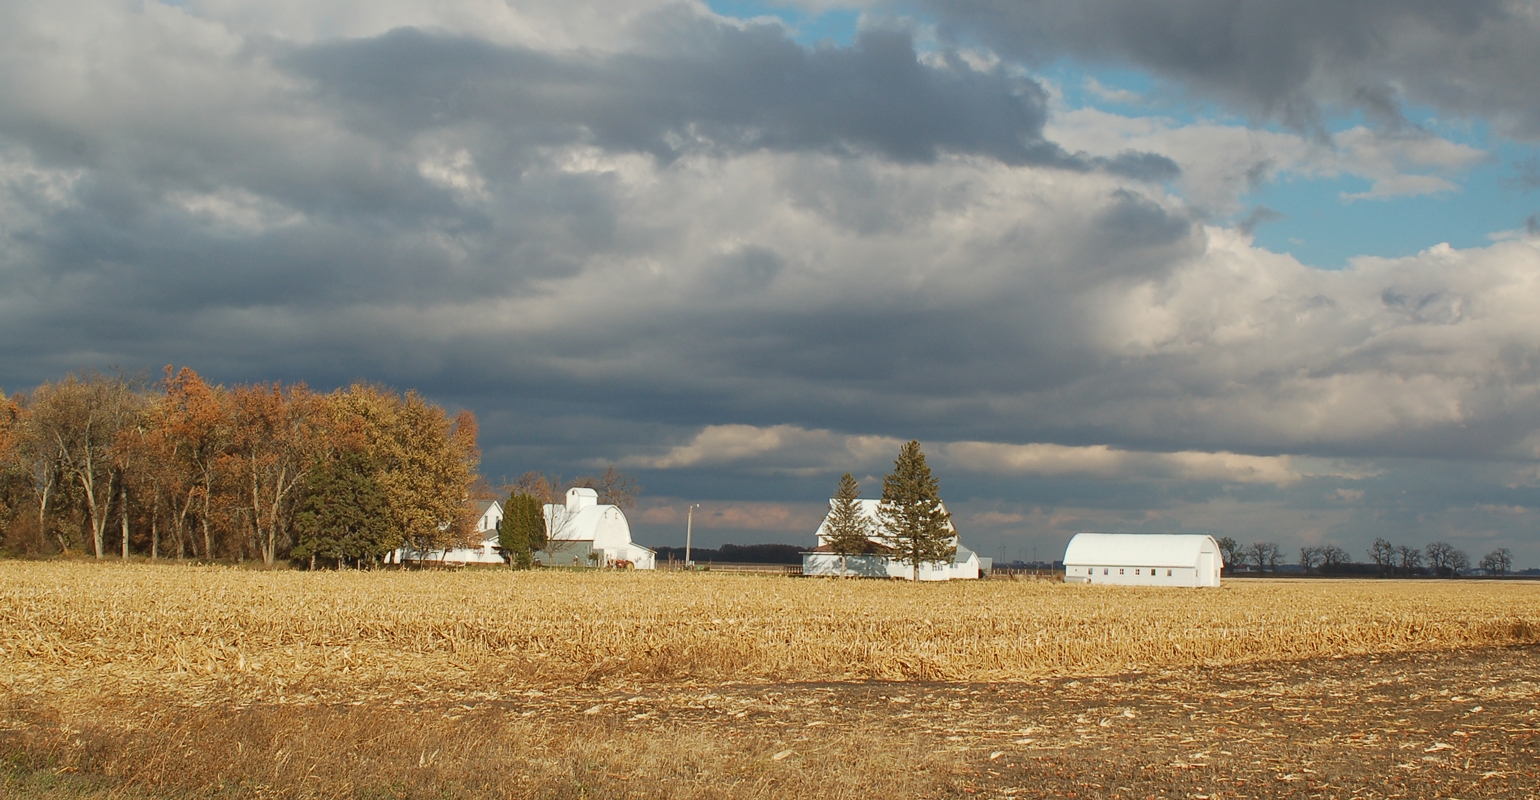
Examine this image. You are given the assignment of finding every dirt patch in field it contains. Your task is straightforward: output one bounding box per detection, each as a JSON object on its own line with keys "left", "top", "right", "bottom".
{"left": 4, "top": 646, "right": 1538, "bottom": 798}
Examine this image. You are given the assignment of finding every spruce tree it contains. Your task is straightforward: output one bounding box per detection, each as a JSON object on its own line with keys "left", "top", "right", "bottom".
{"left": 293, "top": 449, "right": 395, "bottom": 568}
{"left": 877, "top": 441, "right": 954, "bottom": 580}
{"left": 499, "top": 492, "right": 544, "bottom": 569}
{"left": 824, "top": 472, "right": 872, "bottom": 576}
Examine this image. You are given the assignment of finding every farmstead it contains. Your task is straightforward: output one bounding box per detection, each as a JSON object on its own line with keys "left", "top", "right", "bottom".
{"left": 802, "top": 498, "right": 982, "bottom": 580}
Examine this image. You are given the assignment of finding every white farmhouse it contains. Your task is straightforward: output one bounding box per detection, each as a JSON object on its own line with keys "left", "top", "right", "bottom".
{"left": 1062, "top": 533, "right": 1223, "bottom": 587}
{"left": 534, "top": 487, "right": 656, "bottom": 569}
{"left": 389, "top": 499, "right": 507, "bottom": 565}
{"left": 801, "top": 498, "right": 980, "bottom": 580}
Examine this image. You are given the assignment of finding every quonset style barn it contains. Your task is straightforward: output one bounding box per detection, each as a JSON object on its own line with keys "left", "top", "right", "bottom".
{"left": 1063, "top": 533, "right": 1223, "bottom": 587}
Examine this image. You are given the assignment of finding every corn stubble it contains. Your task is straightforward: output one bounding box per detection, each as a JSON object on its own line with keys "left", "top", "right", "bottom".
{"left": 3, "top": 562, "right": 1537, "bottom": 702}
{"left": 3, "top": 563, "right": 1540, "bottom": 799}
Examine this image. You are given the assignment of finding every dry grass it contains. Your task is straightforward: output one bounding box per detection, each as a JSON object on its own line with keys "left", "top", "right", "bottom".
{"left": 2, "top": 562, "right": 1537, "bottom": 704}
{"left": 3, "top": 562, "right": 1540, "bottom": 798}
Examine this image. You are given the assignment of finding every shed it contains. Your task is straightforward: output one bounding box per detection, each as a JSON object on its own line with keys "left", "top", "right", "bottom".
{"left": 1063, "top": 533, "right": 1222, "bottom": 587}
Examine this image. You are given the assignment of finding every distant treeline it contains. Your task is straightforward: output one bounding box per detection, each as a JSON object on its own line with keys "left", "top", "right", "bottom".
{"left": 0, "top": 368, "right": 481, "bottom": 566}
{"left": 655, "top": 543, "right": 808, "bottom": 565}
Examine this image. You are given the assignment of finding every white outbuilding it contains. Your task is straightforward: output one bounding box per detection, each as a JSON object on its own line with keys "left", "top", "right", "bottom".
{"left": 534, "top": 487, "right": 656, "bottom": 569}
{"left": 388, "top": 499, "right": 507, "bottom": 565}
{"left": 1063, "top": 533, "right": 1223, "bottom": 587}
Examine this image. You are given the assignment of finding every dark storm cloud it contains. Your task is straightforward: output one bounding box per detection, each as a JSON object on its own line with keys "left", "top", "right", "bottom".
{"left": 916, "top": 0, "right": 1540, "bottom": 138}
{"left": 280, "top": 13, "right": 1175, "bottom": 176}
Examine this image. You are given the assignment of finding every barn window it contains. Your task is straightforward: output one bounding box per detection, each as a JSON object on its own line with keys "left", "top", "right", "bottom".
{"left": 1119, "top": 568, "right": 1125, "bottom": 575}
{"left": 1134, "top": 569, "right": 1140, "bottom": 575}
{"left": 1166, "top": 569, "right": 1172, "bottom": 576}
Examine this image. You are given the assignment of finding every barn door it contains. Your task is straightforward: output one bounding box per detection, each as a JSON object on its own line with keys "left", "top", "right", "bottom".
{"left": 1197, "top": 552, "right": 1215, "bottom": 587}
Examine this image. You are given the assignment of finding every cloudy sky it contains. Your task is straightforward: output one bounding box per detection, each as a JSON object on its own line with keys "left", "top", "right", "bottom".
{"left": 5, "top": 0, "right": 1540, "bottom": 566}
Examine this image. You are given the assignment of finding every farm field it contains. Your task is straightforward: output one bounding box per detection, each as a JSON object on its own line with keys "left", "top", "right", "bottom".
{"left": 3, "top": 562, "right": 1539, "bottom": 798}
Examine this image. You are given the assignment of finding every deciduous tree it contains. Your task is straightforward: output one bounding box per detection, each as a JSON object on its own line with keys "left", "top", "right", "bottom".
{"left": 26, "top": 372, "right": 145, "bottom": 559}
{"left": 1369, "top": 538, "right": 1396, "bottom": 575}
{"left": 877, "top": 441, "right": 954, "bottom": 581}
{"left": 1480, "top": 548, "right": 1512, "bottom": 576}
{"left": 1215, "top": 536, "right": 1244, "bottom": 571}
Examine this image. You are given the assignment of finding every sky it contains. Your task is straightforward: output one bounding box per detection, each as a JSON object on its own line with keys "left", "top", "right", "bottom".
{"left": 4, "top": 0, "right": 1540, "bottom": 567}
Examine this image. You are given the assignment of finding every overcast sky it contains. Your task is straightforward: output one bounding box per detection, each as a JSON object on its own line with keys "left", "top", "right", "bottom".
{"left": 4, "top": 0, "right": 1540, "bottom": 566}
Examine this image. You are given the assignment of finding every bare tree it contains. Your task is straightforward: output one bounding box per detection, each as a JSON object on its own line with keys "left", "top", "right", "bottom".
{"left": 573, "top": 465, "right": 640, "bottom": 510}
{"left": 1395, "top": 544, "right": 1423, "bottom": 575}
{"left": 1248, "top": 541, "right": 1281, "bottom": 572}
{"left": 1446, "top": 548, "right": 1470, "bottom": 577}
{"left": 1479, "top": 548, "right": 1512, "bottom": 576}
{"left": 1216, "top": 536, "right": 1244, "bottom": 572}
{"left": 1424, "top": 541, "right": 1456, "bottom": 576}
{"left": 1369, "top": 538, "right": 1396, "bottom": 575}
{"left": 1299, "top": 546, "right": 1323, "bottom": 574}
{"left": 1319, "top": 545, "right": 1351, "bottom": 573}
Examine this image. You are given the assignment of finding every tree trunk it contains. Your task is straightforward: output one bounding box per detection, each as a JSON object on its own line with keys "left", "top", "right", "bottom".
{"left": 120, "top": 479, "right": 130, "bottom": 559}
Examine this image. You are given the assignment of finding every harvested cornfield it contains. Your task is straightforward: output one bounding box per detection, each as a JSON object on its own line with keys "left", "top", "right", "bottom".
{"left": 2, "top": 561, "right": 1538, "bottom": 705}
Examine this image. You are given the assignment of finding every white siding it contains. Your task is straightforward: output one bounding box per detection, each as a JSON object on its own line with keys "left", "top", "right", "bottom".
{"left": 1062, "top": 533, "right": 1223, "bottom": 587}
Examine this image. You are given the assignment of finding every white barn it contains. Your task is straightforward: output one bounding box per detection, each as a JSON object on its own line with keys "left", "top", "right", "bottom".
{"left": 801, "top": 498, "right": 980, "bottom": 580}
{"left": 534, "top": 488, "right": 656, "bottom": 569}
{"left": 1063, "top": 533, "right": 1223, "bottom": 587}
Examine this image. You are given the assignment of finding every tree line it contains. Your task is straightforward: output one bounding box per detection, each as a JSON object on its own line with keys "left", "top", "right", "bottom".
{"left": 1215, "top": 536, "right": 1513, "bottom": 577}
{"left": 0, "top": 368, "right": 480, "bottom": 567}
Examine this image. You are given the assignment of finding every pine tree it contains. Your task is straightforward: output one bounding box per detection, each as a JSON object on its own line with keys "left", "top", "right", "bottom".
{"left": 877, "top": 441, "right": 954, "bottom": 580}
{"left": 824, "top": 472, "right": 872, "bottom": 576}
{"left": 293, "top": 449, "right": 395, "bottom": 568}
{"left": 499, "top": 492, "right": 544, "bottom": 569}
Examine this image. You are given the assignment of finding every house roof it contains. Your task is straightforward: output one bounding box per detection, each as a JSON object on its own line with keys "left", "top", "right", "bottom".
{"left": 1063, "top": 533, "right": 1220, "bottom": 568}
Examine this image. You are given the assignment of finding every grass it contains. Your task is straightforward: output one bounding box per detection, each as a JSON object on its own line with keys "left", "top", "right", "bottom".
{"left": 2, "top": 562, "right": 1539, "bottom": 798}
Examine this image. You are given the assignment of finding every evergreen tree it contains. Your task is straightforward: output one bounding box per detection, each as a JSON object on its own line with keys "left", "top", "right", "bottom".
{"left": 824, "top": 472, "right": 872, "bottom": 576}
{"left": 293, "top": 449, "right": 395, "bottom": 568}
{"left": 499, "top": 491, "right": 544, "bottom": 569}
{"left": 877, "top": 441, "right": 954, "bottom": 580}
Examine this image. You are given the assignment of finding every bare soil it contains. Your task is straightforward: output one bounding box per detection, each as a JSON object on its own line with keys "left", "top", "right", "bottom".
{"left": 4, "top": 646, "right": 1538, "bottom": 798}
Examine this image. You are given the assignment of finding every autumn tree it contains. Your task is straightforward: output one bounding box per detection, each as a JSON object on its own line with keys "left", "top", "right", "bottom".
{"left": 877, "top": 441, "right": 954, "bottom": 581}
{"left": 0, "top": 391, "right": 24, "bottom": 548}
{"left": 161, "top": 367, "right": 234, "bottom": 559}
{"left": 824, "top": 472, "right": 873, "bottom": 576}
{"left": 25, "top": 372, "right": 145, "bottom": 559}
{"left": 229, "top": 382, "right": 326, "bottom": 565}
{"left": 330, "top": 384, "right": 479, "bottom": 557}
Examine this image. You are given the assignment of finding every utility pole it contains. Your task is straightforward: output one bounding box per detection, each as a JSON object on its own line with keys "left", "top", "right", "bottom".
{"left": 685, "top": 503, "right": 700, "bottom": 568}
